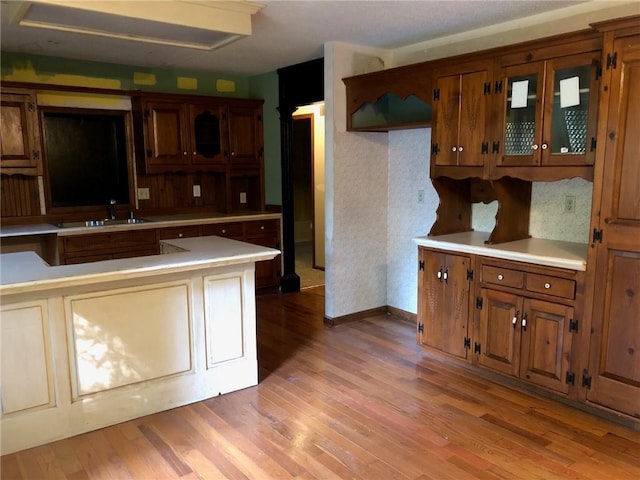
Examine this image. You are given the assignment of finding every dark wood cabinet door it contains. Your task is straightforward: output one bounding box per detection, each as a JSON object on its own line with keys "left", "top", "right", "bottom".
{"left": 144, "top": 101, "right": 189, "bottom": 168}
{"left": 418, "top": 249, "right": 446, "bottom": 350}
{"left": 228, "top": 105, "right": 261, "bottom": 165}
{"left": 519, "top": 298, "right": 573, "bottom": 394}
{"left": 587, "top": 34, "right": 640, "bottom": 418}
{"left": 478, "top": 288, "right": 522, "bottom": 377}
{"left": 189, "top": 103, "right": 227, "bottom": 166}
{"left": 457, "top": 70, "right": 489, "bottom": 167}
{"left": 442, "top": 253, "right": 471, "bottom": 358}
{"left": 432, "top": 74, "right": 461, "bottom": 167}
{"left": 0, "top": 91, "right": 42, "bottom": 174}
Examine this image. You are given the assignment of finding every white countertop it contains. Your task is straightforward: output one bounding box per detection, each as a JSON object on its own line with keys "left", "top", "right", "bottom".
{"left": 414, "top": 231, "right": 588, "bottom": 271}
{"left": 0, "top": 235, "right": 280, "bottom": 296}
{"left": 0, "top": 212, "right": 281, "bottom": 238}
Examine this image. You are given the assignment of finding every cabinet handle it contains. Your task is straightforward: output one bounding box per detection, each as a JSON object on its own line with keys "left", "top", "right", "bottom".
{"left": 512, "top": 311, "right": 519, "bottom": 327}
{"left": 452, "top": 146, "right": 457, "bottom": 152}
{"left": 541, "top": 143, "right": 548, "bottom": 150}
{"left": 497, "top": 274, "right": 504, "bottom": 281}
{"left": 437, "top": 268, "right": 443, "bottom": 280}
{"left": 458, "top": 146, "right": 464, "bottom": 152}
{"left": 522, "top": 313, "right": 528, "bottom": 330}
{"left": 544, "top": 282, "right": 551, "bottom": 289}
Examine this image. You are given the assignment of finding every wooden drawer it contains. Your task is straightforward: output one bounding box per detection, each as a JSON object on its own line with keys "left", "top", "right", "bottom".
{"left": 481, "top": 265, "right": 524, "bottom": 289}
{"left": 526, "top": 273, "right": 575, "bottom": 299}
{"left": 201, "top": 222, "right": 244, "bottom": 238}
{"left": 62, "top": 229, "right": 158, "bottom": 254}
{"left": 246, "top": 219, "right": 278, "bottom": 235}
{"left": 158, "top": 226, "right": 201, "bottom": 240}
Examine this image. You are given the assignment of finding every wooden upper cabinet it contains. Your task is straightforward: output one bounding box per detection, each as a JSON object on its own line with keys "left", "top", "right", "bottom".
{"left": 137, "top": 98, "right": 227, "bottom": 173}
{"left": 431, "top": 63, "right": 492, "bottom": 179}
{"left": 227, "top": 104, "right": 262, "bottom": 166}
{"left": 0, "top": 89, "right": 43, "bottom": 175}
{"left": 492, "top": 50, "right": 600, "bottom": 181}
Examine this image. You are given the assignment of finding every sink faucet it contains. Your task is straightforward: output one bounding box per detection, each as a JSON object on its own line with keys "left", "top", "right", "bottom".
{"left": 108, "top": 199, "right": 117, "bottom": 220}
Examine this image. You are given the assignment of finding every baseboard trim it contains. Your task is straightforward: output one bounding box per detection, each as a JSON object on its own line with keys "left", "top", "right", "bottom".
{"left": 324, "top": 305, "right": 416, "bottom": 327}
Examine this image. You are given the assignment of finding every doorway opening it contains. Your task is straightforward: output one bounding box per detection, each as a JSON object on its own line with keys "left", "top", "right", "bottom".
{"left": 293, "top": 105, "right": 325, "bottom": 288}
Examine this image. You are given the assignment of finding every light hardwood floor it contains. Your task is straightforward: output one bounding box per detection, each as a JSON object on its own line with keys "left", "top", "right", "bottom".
{"left": 3, "top": 286, "right": 639, "bottom": 479}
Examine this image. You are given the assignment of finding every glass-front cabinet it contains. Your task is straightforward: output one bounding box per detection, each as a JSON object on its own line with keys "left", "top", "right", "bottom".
{"left": 495, "top": 51, "right": 600, "bottom": 169}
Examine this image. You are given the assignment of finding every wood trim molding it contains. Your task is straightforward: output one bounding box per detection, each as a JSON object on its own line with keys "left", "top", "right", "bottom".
{"left": 325, "top": 305, "right": 416, "bottom": 327}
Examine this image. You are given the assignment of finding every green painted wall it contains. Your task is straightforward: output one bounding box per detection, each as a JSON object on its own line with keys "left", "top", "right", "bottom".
{"left": 249, "top": 71, "right": 281, "bottom": 206}
{"left": 1, "top": 51, "right": 282, "bottom": 205}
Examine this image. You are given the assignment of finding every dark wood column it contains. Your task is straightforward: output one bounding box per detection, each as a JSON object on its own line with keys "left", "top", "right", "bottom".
{"left": 277, "top": 58, "right": 324, "bottom": 293}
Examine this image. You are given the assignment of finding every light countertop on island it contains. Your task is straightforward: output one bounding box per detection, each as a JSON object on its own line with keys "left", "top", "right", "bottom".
{"left": 0, "top": 235, "right": 280, "bottom": 296}
{"left": 414, "top": 231, "right": 588, "bottom": 271}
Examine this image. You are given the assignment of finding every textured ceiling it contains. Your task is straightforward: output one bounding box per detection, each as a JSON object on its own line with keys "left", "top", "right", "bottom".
{"left": 1, "top": 0, "right": 589, "bottom": 76}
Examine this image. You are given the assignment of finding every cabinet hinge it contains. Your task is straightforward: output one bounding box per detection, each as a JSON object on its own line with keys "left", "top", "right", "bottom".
{"left": 590, "top": 137, "right": 597, "bottom": 152}
{"left": 433, "top": 88, "right": 440, "bottom": 101}
{"left": 464, "top": 337, "right": 471, "bottom": 349}
{"left": 475, "top": 297, "right": 483, "bottom": 309}
{"left": 595, "top": 61, "right": 603, "bottom": 80}
{"left": 419, "top": 260, "right": 425, "bottom": 271}
{"left": 592, "top": 228, "right": 603, "bottom": 243}
{"left": 483, "top": 82, "right": 491, "bottom": 95}
{"left": 431, "top": 143, "right": 440, "bottom": 155}
{"left": 27, "top": 102, "right": 36, "bottom": 112}
{"left": 33, "top": 150, "right": 40, "bottom": 160}
{"left": 565, "top": 371, "right": 576, "bottom": 385}
{"left": 606, "top": 52, "right": 618, "bottom": 70}
{"left": 481, "top": 142, "right": 489, "bottom": 154}
{"left": 492, "top": 141, "right": 500, "bottom": 154}
{"left": 494, "top": 80, "right": 503, "bottom": 94}
{"left": 569, "top": 319, "right": 579, "bottom": 333}
{"left": 418, "top": 323, "right": 424, "bottom": 334}
{"left": 582, "top": 371, "right": 592, "bottom": 389}
{"left": 474, "top": 342, "right": 481, "bottom": 354}
{"left": 466, "top": 269, "right": 474, "bottom": 280}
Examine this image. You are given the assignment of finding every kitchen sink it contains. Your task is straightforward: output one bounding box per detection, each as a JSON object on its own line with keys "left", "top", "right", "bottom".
{"left": 56, "top": 218, "right": 151, "bottom": 228}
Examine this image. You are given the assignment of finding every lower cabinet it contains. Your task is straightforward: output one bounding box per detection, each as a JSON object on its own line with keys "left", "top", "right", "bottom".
{"left": 417, "top": 247, "right": 472, "bottom": 359}
{"left": 58, "top": 217, "right": 281, "bottom": 289}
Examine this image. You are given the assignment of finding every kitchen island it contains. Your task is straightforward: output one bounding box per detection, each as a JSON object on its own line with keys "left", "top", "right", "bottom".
{"left": 0, "top": 236, "right": 279, "bottom": 455}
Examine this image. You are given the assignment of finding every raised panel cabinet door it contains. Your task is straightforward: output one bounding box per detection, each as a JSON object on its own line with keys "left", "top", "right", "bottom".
{"left": 144, "top": 101, "right": 190, "bottom": 167}
{"left": 457, "top": 70, "right": 489, "bottom": 167}
{"left": 478, "top": 288, "right": 522, "bottom": 377}
{"left": 417, "top": 249, "right": 446, "bottom": 351}
{"left": 228, "top": 105, "right": 261, "bottom": 165}
{"left": 442, "top": 253, "right": 471, "bottom": 358}
{"left": 432, "top": 74, "right": 461, "bottom": 166}
{"left": 519, "top": 298, "right": 573, "bottom": 394}
{"left": 0, "top": 91, "right": 42, "bottom": 174}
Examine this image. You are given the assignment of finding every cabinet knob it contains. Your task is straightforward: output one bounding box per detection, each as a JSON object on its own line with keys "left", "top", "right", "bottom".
{"left": 541, "top": 143, "right": 548, "bottom": 150}
{"left": 437, "top": 269, "right": 442, "bottom": 280}
{"left": 532, "top": 144, "right": 539, "bottom": 150}
{"left": 231, "top": 151, "right": 236, "bottom": 156}
{"left": 544, "top": 282, "right": 551, "bottom": 289}
{"left": 183, "top": 151, "right": 188, "bottom": 155}
{"left": 452, "top": 146, "right": 457, "bottom": 152}
{"left": 261, "top": 225, "right": 265, "bottom": 230}
{"left": 458, "top": 146, "right": 464, "bottom": 152}
{"left": 222, "top": 229, "right": 226, "bottom": 234}
{"left": 193, "top": 151, "right": 197, "bottom": 155}
{"left": 512, "top": 311, "right": 519, "bottom": 327}
{"left": 497, "top": 274, "right": 504, "bottom": 281}
{"left": 443, "top": 270, "right": 448, "bottom": 282}
{"left": 179, "top": 233, "right": 183, "bottom": 237}
{"left": 522, "top": 313, "right": 528, "bottom": 330}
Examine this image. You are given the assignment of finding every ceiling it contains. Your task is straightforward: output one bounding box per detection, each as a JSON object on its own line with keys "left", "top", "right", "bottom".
{"left": 1, "top": 0, "right": 587, "bottom": 76}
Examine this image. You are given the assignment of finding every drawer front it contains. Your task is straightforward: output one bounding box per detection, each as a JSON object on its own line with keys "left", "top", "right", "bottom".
{"left": 63, "top": 229, "right": 158, "bottom": 253}
{"left": 526, "top": 273, "right": 575, "bottom": 299}
{"left": 245, "top": 219, "right": 279, "bottom": 236}
{"left": 481, "top": 265, "right": 524, "bottom": 289}
{"left": 158, "top": 226, "right": 201, "bottom": 240}
{"left": 201, "top": 222, "right": 244, "bottom": 238}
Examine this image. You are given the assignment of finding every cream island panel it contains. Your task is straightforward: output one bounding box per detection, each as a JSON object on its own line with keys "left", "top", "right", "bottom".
{"left": 0, "top": 236, "right": 279, "bottom": 455}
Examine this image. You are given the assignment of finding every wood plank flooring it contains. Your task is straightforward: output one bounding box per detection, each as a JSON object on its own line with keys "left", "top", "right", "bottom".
{"left": 3, "top": 286, "right": 640, "bottom": 479}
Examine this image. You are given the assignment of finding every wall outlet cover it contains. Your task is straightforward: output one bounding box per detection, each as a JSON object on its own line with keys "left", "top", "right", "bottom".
{"left": 193, "top": 185, "right": 201, "bottom": 197}
{"left": 137, "top": 187, "right": 150, "bottom": 200}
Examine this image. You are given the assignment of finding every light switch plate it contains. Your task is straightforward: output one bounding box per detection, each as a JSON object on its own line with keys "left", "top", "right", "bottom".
{"left": 240, "top": 192, "right": 247, "bottom": 204}
{"left": 193, "top": 185, "right": 201, "bottom": 197}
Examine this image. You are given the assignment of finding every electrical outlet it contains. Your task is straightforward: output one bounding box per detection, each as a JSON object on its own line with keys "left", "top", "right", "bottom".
{"left": 240, "top": 192, "right": 247, "bottom": 204}
{"left": 418, "top": 189, "right": 425, "bottom": 203}
{"left": 137, "top": 187, "right": 150, "bottom": 200}
{"left": 564, "top": 195, "right": 576, "bottom": 214}
{"left": 193, "top": 185, "right": 201, "bottom": 197}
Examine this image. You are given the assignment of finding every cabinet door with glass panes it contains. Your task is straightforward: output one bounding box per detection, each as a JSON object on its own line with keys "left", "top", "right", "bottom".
{"left": 494, "top": 51, "right": 600, "bottom": 169}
